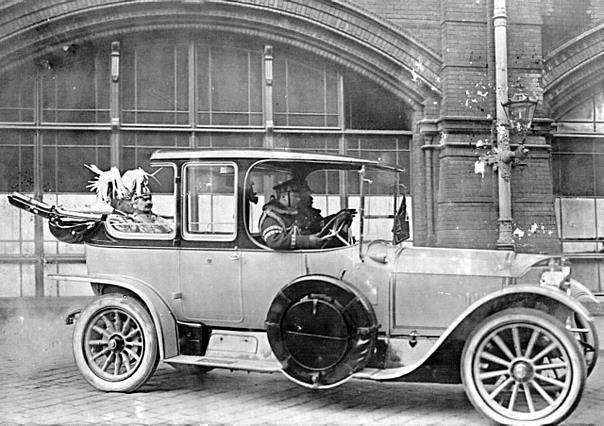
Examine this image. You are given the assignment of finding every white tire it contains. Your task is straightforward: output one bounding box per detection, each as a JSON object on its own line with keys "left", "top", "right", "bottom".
{"left": 73, "top": 294, "right": 159, "bottom": 392}
{"left": 461, "top": 308, "right": 586, "bottom": 425}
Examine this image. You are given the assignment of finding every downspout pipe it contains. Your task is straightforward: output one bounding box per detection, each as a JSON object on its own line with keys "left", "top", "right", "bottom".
{"left": 493, "top": 0, "right": 514, "bottom": 250}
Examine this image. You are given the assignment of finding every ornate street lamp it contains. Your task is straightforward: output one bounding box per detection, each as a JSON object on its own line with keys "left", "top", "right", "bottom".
{"left": 502, "top": 90, "right": 538, "bottom": 141}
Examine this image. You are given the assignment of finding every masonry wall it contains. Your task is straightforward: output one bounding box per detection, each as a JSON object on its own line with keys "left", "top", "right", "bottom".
{"left": 542, "top": 0, "right": 604, "bottom": 53}
{"left": 354, "top": 0, "right": 442, "bottom": 54}
{"left": 370, "top": 0, "right": 564, "bottom": 253}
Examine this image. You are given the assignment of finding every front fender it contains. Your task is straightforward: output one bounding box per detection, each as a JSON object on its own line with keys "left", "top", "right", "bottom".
{"left": 570, "top": 278, "right": 599, "bottom": 304}
{"left": 48, "top": 273, "right": 178, "bottom": 359}
{"left": 355, "top": 285, "right": 594, "bottom": 382}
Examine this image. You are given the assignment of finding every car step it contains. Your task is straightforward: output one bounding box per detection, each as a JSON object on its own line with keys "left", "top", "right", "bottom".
{"left": 164, "top": 355, "right": 281, "bottom": 373}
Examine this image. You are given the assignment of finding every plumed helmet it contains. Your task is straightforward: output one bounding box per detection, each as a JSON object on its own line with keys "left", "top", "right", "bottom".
{"left": 85, "top": 165, "right": 154, "bottom": 203}
{"left": 121, "top": 167, "right": 152, "bottom": 200}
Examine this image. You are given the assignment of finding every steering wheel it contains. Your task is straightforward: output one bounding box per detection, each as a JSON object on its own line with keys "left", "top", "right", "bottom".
{"left": 318, "top": 209, "right": 356, "bottom": 247}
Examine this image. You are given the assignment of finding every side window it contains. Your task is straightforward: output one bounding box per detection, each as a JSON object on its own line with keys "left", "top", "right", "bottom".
{"left": 184, "top": 163, "right": 237, "bottom": 240}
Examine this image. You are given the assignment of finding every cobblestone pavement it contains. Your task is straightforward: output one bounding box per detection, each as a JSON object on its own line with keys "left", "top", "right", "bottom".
{"left": 1, "top": 298, "right": 603, "bottom": 425}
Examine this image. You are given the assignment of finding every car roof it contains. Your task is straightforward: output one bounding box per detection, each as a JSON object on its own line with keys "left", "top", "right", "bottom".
{"left": 150, "top": 149, "right": 403, "bottom": 171}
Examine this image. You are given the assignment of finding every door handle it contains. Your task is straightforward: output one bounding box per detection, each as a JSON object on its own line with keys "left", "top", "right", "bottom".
{"left": 229, "top": 253, "right": 240, "bottom": 260}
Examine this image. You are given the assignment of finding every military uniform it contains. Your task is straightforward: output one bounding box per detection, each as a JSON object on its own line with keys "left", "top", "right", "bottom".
{"left": 259, "top": 199, "right": 323, "bottom": 250}
{"left": 108, "top": 212, "right": 173, "bottom": 234}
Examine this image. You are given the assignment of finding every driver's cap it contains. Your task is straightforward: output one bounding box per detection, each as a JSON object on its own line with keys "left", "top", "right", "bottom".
{"left": 273, "top": 178, "right": 311, "bottom": 194}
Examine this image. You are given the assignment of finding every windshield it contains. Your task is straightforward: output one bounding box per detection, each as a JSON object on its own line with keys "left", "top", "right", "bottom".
{"left": 245, "top": 160, "right": 407, "bottom": 248}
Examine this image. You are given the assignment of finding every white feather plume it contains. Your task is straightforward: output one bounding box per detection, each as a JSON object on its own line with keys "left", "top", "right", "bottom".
{"left": 121, "top": 167, "right": 152, "bottom": 199}
{"left": 85, "top": 164, "right": 129, "bottom": 202}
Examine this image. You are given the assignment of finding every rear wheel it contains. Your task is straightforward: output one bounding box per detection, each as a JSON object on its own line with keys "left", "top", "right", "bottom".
{"left": 461, "top": 308, "right": 585, "bottom": 425}
{"left": 73, "top": 294, "right": 159, "bottom": 392}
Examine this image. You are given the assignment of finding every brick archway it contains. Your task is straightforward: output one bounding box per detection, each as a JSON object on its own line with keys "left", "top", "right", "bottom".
{"left": 543, "top": 21, "right": 604, "bottom": 118}
{"left": 0, "top": 0, "right": 441, "bottom": 110}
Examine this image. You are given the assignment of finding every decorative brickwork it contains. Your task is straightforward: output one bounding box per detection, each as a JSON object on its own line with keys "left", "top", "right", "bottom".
{"left": 543, "top": 23, "right": 604, "bottom": 118}
{"left": 0, "top": 0, "right": 442, "bottom": 107}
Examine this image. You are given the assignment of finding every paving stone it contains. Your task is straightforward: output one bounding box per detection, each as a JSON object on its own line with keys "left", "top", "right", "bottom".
{"left": 1, "top": 300, "right": 603, "bottom": 424}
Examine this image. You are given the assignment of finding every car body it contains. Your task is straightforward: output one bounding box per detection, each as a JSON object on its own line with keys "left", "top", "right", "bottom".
{"left": 9, "top": 149, "right": 600, "bottom": 425}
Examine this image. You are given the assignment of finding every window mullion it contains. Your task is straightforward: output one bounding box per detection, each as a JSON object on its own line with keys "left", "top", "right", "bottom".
{"left": 189, "top": 41, "right": 196, "bottom": 130}
{"left": 323, "top": 68, "right": 327, "bottom": 128}
{"left": 208, "top": 47, "right": 213, "bottom": 127}
{"left": 173, "top": 46, "right": 178, "bottom": 125}
{"left": 263, "top": 45, "right": 274, "bottom": 148}
{"left": 247, "top": 51, "right": 251, "bottom": 127}
{"left": 110, "top": 41, "right": 120, "bottom": 167}
{"left": 338, "top": 73, "right": 344, "bottom": 131}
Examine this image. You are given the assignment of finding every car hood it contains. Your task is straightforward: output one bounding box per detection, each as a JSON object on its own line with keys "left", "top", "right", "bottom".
{"left": 364, "top": 242, "right": 553, "bottom": 278}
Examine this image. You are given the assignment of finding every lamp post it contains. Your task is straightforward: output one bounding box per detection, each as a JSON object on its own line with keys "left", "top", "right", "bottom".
{"left": 494, "top": 86, "right": 538, "bottom": 250}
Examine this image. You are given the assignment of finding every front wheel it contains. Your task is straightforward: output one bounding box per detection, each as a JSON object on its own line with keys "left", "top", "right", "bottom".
{"left": 73, "top": 294, "right": 159, "bottom": 392}
{"left": 461, "top": 308, "right": 586, "bottom": 425}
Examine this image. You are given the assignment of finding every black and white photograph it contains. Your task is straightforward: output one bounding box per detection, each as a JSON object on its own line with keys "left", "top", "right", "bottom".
{"left": 0, "top": 0, "right": 603, "bottom": 424}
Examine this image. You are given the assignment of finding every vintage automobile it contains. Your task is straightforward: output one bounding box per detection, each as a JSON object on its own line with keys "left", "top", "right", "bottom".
{"left": 8, "top": 149, "right": 600, "bottom": 425}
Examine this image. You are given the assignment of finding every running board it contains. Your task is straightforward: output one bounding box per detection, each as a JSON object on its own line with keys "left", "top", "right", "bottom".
{"left": 164, "top": 354, "right": 281, "bottom": 373}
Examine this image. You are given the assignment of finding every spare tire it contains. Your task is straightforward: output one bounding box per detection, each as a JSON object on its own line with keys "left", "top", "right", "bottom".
{"left": 265, "top": 275, "right": 378, "bottom": 388}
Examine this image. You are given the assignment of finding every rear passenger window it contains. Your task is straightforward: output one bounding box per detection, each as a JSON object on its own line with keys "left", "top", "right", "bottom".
{"left": 183, "top": 163, "right": 237, "bottom": 241}
{"left": 105, "top": 164, "right": 176, "bottom": 240}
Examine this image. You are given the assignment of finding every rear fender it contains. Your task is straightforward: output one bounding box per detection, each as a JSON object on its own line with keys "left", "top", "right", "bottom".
{"left": 49, "top": 273, "right": 178, "bottom": 359}
{"left": 358, "top": 285, "right": 593, "bottom": 382}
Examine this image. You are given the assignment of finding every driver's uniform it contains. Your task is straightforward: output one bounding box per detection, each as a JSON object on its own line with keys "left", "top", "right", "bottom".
{"left": 259, "top": 199, "right": 323, "bottom": 250}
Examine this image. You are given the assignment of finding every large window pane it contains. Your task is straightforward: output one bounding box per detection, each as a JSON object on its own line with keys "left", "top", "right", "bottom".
{"left": 346, "top": 134, "right": 411, "bottom": 190}
{"left": 552, "top": 139, "right": 598, "bottom": 197}
{"left": 195, "top": 132, "right": 263, "bottom": 148}
{"left": 559, "top": 198, "right": 596, "bottom": 239}
{"left": 562, "top": 98, "right": 594, "bottom": 121}
{"left": 274, "top": 133, "right": 340, "bottom": 154}
{"left": 274, "top": 58, "right": 339, "bottom": 127}
{"left": 41, "top": 43, "right": 110, "bottom": 123}
{"left": 0, "top": 194, "right": 35, "bottom": 257}
{"left": 122, "top": 132, "right": 189, "bottom": 188}
{"left": 0, "top": 67, "right": 34, "bottom": 122}
{"left": 552, "top": 153, "right": 594, "bottom": 196}
{"left": 122, "top": 41, "right": 189, "bottom": 125}
{"left": 595, "top": 152, "right": 604, "bottom": 196}
{"left": 197, "top": 46, "right": 263, "bottom": 126}
{"left": 345, "top": 76, "right": 411, "bottom": 130}
{"left": 42, "top": 131, "right": 110, "bottom": 192}
{"left": 0, "top": 131, "right": 34, "bottom": 192}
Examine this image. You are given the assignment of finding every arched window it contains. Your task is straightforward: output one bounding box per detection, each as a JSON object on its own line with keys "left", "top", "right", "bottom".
{"left": 552, "top": 90, "right": 604, "bottom": 292}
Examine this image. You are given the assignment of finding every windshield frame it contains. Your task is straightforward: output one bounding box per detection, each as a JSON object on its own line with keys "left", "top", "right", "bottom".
{"left": 244, "top": 158, "right": 405, "bottom": 252}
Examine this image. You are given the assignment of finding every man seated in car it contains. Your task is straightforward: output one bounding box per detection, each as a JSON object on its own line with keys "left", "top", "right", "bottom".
{"left": 259, "top": 178, "right": 354, "bottom": 250}
{"left": 110, "top": 190, "right": 173, "bottom": 234}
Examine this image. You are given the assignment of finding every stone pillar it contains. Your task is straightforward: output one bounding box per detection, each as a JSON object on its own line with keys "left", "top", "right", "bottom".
{"left": 433, "top": 0, "right": 560, "bottom": 253}
{"left": 436, "top": 0, "right": 498, "bottom": 248}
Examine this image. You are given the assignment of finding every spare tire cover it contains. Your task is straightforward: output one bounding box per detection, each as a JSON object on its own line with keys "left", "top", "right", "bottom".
{"left": 266, "top": 276, "right": 378, "bottom": 388}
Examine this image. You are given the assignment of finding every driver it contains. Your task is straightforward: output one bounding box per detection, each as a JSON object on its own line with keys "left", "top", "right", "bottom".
{"left": 259, "top": 178, "right": 324, "bottom": 249}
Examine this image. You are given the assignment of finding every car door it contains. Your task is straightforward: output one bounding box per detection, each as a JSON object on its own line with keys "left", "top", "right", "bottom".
{"left": 179, "top": 162, "right": 243, "bottom": 323}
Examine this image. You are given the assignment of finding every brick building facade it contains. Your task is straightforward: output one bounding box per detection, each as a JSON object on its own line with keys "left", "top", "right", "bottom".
{"left": 0, "top": 0, "right": 602, "bottom": 296}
